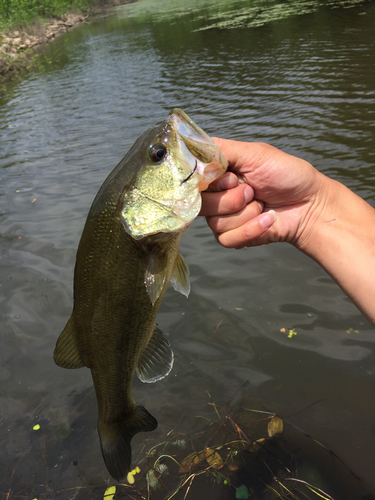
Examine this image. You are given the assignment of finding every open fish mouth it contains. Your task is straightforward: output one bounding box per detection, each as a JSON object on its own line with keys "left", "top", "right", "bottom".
{"left": 169, "top": 108, "right": 228, "bottom": 191}
{"left": 120, "top": 109, "right": 228, "bottom": 240}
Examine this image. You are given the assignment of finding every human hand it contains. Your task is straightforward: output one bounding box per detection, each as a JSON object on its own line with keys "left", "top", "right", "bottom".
{"left": 200, "top": 138, "right": 375, "bottom": 325}
{"left": 200, "top": 138, "right": 327, "bottom": 250}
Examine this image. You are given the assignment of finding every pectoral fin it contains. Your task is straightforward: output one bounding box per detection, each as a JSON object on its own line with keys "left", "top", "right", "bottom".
{"left": 136, "top": 326, "right": 174, "bottom": 383}
{"left": 144, "top": 251, "right": 169, "bottom": 305}
{"left": 54, "top": 317, "right": 85, "bottom": 369}
{"left": 171, "top": 252, "right": 190, "bottom": 297}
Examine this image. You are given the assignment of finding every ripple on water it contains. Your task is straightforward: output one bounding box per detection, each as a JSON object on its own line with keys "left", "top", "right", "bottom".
{"left": 0, "top": 0, "right": 374, "bottom": 494}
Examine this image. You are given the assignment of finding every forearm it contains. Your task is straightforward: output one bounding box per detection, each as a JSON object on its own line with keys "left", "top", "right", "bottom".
{"left": 297, "top": 173, "right": 375, "bottom": 326}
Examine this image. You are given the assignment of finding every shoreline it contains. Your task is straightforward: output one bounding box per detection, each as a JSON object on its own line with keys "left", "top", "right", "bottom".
{"left": 0, "top": 0, "right": 137, "bottom": 84}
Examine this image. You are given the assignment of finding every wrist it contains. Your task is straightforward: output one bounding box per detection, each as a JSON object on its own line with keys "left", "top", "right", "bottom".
{"left": 294, "top": 171, "right": 340, "bottom": 255}
{"left": 294, "top": 174, "right": 375, "bottom": 325}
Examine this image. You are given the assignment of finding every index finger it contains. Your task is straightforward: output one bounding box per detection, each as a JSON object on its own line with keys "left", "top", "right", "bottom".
{"left": 206, "top": 171, "right": 239, "bottom": 192}
{"left": 211, "top": 137, "right": 269, "bottom": 175}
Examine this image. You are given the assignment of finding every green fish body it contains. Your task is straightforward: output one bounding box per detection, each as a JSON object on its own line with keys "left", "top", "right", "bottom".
{"left": 54, "top": 109, "right": 228, "bottom": 481}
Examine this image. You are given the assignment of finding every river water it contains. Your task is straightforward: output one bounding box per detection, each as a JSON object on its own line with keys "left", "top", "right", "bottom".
{"left": 0, "top": 0, "right": 375, "bottom": 499}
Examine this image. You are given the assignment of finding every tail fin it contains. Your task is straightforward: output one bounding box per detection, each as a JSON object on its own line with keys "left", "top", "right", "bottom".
{"left": 98, "top": 404, "right": 157, "bottom": 481}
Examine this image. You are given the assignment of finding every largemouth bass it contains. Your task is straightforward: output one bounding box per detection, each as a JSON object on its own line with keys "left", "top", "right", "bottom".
{"left": 54, "top": 109, "right": 228, "bottom": 481}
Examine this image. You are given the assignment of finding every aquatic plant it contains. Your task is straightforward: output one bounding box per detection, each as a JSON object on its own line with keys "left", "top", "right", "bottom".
{"left": 1, "top": 384, "right": 363, "bottom": 499}
{"left": 111, "top": 389, "right": 340, "bottom": 500}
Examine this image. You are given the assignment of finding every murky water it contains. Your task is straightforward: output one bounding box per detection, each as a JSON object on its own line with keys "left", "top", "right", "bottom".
{"left": 1, "top": 0, "right": 375, "bottom": 498}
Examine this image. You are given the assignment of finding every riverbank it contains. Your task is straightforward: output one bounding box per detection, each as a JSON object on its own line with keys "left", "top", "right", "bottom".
{"left": 0, "top": 0, "right": 137, "bottom": 84}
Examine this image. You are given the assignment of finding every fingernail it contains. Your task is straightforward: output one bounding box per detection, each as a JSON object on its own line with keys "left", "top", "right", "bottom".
{"left": 259, "top": 210, "right": 277, "bottom": 229}
{"left": 257, "top": 201, "right": 264, "bottom": 212}
{"left": 244, "top": 186, "right": 253, "bottom": 204}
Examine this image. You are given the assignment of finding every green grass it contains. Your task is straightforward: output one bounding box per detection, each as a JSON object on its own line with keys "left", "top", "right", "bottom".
{"left": 0, "top": 0, "right": 95, "bottom": 30}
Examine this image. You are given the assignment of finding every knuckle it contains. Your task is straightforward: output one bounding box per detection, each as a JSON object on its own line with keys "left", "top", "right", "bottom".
{"left": 217, "top": 232, "right": 236, "bottom": 249}
{"left": 206, "top": 215, "right": 221, "bottom": 231}
{"left": 222, "top": 188, "right": 246, "bottom": 212}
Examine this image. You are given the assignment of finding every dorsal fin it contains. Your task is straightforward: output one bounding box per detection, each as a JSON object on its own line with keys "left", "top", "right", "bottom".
{"left": 54, "top": 316, "right": 85, "bottom": 369}
{"left": 136, "top": 325, "right": 174, "bottom": 383}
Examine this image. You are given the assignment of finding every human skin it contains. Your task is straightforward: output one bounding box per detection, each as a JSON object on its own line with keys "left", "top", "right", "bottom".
{"left": 200, "top": 138, "right": 375, "bottom": 327}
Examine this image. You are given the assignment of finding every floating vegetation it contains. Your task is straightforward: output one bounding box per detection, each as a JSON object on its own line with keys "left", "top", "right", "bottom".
{"left": 103, "top": 387, "right": 349, "bottom": 500}
{"left": 235, "top": 484, "right": 249, "bottom": 499}
{"left": 280, "top": 327, "right": 298, "bottom": 339}
{"left": 2, "top": 384, "right": 367, "bottom": 499}
{"left": 267, "top": 416, "right": 283, "bottom": 438}
{"left": 103, "top": 485, "right": 116, "bottom": 499}
{"left": 146, "top": 463, "right": 169, "bottom": 491}
{"left": 127, "top": 466, "right": 141, "bottom": 485}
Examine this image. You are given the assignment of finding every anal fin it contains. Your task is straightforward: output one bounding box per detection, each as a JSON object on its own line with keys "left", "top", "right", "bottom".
{"left": 136, "top": 325, "right": 174, "bottom": 383}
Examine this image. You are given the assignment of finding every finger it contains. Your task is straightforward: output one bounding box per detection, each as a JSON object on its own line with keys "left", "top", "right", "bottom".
{"left": 200, "top": 184, "right": 254, "bottom": 217}
{"left": 207, "top": 200, "right": 263, "bottom": 233}
{"left": 211, "top": 137, "right": 263, "bottom": 172}
{"left": 214, "top": 210, "right": 277, "bottom": 249}
{"left": 205, "top": 171, "right": 239, "bottom": 192}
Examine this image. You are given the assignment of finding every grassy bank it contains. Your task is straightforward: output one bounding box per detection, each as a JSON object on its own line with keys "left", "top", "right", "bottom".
{"left": 0, "top": 0, "right": 94, "bottom": 31}
{"left": 0, "top": 0, "right": 134, "bottom": 85}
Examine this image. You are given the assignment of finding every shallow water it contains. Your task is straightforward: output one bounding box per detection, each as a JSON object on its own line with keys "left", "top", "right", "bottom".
{"left": 1, "top": 0, "right": 375, "bottom": 498}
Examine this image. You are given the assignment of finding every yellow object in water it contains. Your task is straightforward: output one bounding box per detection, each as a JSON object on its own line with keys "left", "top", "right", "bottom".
{"left": 103, "top": 486, "right": 116, "bottom": 500}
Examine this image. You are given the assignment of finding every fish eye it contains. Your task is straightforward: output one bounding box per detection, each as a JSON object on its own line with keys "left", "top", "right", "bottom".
{"left": 149, "top": 143, "right": 167, "bottom": 162}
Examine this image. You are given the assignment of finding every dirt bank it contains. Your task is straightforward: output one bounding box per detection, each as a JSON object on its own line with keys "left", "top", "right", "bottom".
{"left": 0, "top": 0, "right": 137, "bottom": 84}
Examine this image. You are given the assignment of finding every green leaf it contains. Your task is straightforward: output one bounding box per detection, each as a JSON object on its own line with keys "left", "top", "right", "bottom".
{"left": 235, "top": 484, "right": 249, "bottom": 499}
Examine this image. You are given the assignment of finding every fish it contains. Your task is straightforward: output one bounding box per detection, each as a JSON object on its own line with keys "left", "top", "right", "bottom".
{"left": 53, "top": 108, "right": 228, "bottom": 481}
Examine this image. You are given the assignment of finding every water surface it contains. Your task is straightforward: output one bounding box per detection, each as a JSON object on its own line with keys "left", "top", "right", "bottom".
{"left": 0, "top": 0, "right": 375, "bottom": 498}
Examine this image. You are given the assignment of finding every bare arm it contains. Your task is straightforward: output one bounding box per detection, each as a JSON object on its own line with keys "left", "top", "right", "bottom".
{"left": 298, "top": 175, "right": 375, "bottom": 325}
{"left": 200, "top": 138, "right": 375, "bottom": 326}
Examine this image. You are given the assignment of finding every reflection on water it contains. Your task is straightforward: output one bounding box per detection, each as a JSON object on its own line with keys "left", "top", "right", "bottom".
{"left": 120, "top": 0, "right": 368, "bottom": 30}
{"left": 0, "top": 0, "right": 375, "bottom": 498}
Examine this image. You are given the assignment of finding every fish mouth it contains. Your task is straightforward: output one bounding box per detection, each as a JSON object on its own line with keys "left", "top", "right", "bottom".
{"left": 169, "top": 109, "right": 228, "bottom": 190}
{"left": 170, "top": 109, "right": 212, "bottom": 147}
{"left": 121, "top": 109, "right": 228, "bottom": 240}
